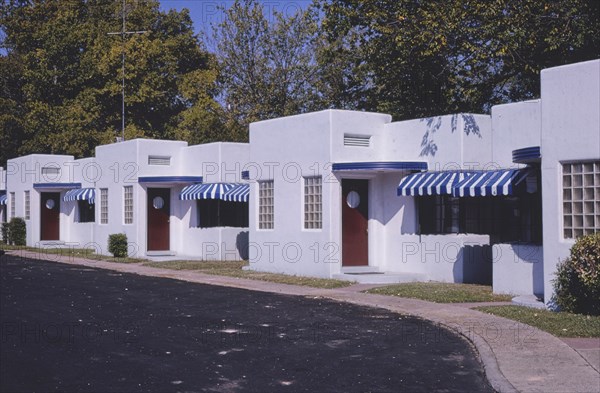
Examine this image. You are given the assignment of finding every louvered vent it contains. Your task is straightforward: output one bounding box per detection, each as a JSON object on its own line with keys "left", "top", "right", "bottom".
{"left": 41, "top": 167, "right": 60, "bottom": 175}
{"left": 148, "top": 156, "right": 171, "bottom": 166}
{"left": 344, "top": 134, "right": 371, "bottom": 147}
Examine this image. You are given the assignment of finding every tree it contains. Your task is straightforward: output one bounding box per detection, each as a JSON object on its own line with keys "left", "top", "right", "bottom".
{"left": 0, "top": 0, "right": 222, "bottom": 163}
{"left": 318, "top": 0, "right": 600, "bottom": 120}
{"left": 213, "top": 0, "right": 321, "bottom": 139}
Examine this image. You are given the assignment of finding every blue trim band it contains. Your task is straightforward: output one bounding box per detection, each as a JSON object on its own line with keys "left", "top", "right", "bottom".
{"left": 138, "top": 176, "right": 203, "bottom": 183}
{"left": 512, "top": 146, "right": 541, "bottom": 163}
{"left": 332, "top": 162, "right": 427, "bottom": 171}
{"left": 241, "top": 171, "right": 250, "bottom": 180}
{"left": 33, "top": 182, "right": 81, "bottom": 189}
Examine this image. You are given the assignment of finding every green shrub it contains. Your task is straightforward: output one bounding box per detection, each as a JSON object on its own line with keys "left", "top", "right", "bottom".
{"left": 108, "top": 233, "right": 128, "bottom": 258}
{"left": 8, "top": 217, "right": 26, "bottom": 246}
{"left": 553, "top": 233, "right": 600, "bottom": 315}
{"left": 1, "top": 222, "right": 9, "bottom": 244}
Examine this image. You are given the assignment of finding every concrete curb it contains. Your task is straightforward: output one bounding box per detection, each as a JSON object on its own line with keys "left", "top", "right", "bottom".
{"left": 3, "top": 250, "right": 599, "bottom": 393}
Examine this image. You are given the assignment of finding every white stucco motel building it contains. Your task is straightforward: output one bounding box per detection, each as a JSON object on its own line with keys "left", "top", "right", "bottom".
{"left": 1, "top": 59, "right": 598, "bottom": 308}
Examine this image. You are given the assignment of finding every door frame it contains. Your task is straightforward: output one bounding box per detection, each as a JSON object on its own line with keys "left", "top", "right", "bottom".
{"left": 146, "top": 187, "right": 171, "bottom": 252}
{"left": 340, "top": 177, "right": 372, "bottom": 267}
{"left": 40, "top": 192, "right": 61, "bottom": 241}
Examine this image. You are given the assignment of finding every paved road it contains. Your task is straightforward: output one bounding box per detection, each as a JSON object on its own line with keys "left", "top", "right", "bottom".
{"left": 0, "top": 256, "right": 493, "bottom": 392}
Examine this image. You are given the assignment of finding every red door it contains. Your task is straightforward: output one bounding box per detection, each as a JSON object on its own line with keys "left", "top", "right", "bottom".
{"left": 40, "top": 192, "right": 60, "bottom": 241}
{"left": 342, "top": 179, "right": 369, "bottom": 266}
{"left": 147, "top": 188, "right": 170, "bottom": 251}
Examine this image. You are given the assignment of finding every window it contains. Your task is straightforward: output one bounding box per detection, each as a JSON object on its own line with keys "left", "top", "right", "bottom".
{"left": 196, "top": 200, "right": 248, "bottom": 228}
{"left": 562, "top": 161, "right": 600, "bottom": 239}
{"left": 304, "top": 176, "right": 322, "bottom": 229}
{"left": 419, "top": 193, "right": 542, "bottom": 244}
{"left": 258, "top": 180, "right": 274, "bottom": 229}
{"left": 9, "top": 192, "right": 15, "bottom": 219}
{"left": 123, "top": 186, "right": 133, "bottom": 224}
{"left": 100, "top": 188, "right": 108, "bottom": 224}
{"left": 78, "top": 200, "right": 95, "bottom": 223}
{"left": 419, "top": 196, "right": 461, "bottom": 234}
{"left": 24, "top": 191, "right": 30, "bottom": 220}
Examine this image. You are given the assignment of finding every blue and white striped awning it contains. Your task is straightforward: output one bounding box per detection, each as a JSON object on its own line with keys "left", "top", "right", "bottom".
{"left": 63, "top": 188, "right": 95, "bottom": 204}
{"left": 180, "top": 183, "right": 235, "bottom": 201}
{"left": 397, "top": 171, "right": 472, "bottom": 196}
{"left": 0, "top": 194, "right": 6, "bottom": 206}
{"left": 223, "top": 183, "right": 250, "bottom": 202}
{"left": 452, "top": 169, "right": 530, "bottom": 197}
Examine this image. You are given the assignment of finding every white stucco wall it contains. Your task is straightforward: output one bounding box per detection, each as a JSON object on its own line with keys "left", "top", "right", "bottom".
{"left": 175, "top": 142, "right": 250, "bottom": 260}
{"left": 541, "top": 59, "right": 600, "bottom": 305}
{"left": 248, "top": 109, "right": 495, "bottom": 283}
{"left": 248, "top": 111, "right": 337, "bottom": 277}
{"left": 1, "top": 167, "right": 6, "bottom": 225}
{"left": 4, "top": 139, "right": 251, "bottom": 260}
{"left": 384, "top": 114, "right": 492, "bottom": 170}
{"left": 493, "top": 244, "right": 544, "bottom": 296}
{"left": 0, "top": 167, "right": 5, "bottom": 191}
{"left": 491, "top": 100, "right": 542, "bottom": 168}
{"left": 487, "top": 100, "right": 544, "bottom": 296}
{"left": 6, "top": 154, "right": 77, "bottom": 245}
{"left": 93, "top": 139, "right": 250, "bottom": 259}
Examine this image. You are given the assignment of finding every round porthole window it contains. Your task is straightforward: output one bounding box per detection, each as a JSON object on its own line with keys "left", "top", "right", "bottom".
{"left": 45, "top": 199, "right": 55, "bottom": 210}
{"left": 153, "top": 196, "right": 164, "bottom": 210}
{"left": 346, "top": 191, "right": 360, "bottom": 209}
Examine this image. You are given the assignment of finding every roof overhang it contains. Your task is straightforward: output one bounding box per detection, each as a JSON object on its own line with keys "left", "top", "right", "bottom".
{"left": 138, "top": 176, "right": 203, "bottom": 184}
{"left": 512, "top": 146, "right": 541, "bottom": 164}
{"left": 33, "top": 182, "right": 81, "bottom": 190}
{"left": 332, "top": 161, "right": 427, "bottom": 173}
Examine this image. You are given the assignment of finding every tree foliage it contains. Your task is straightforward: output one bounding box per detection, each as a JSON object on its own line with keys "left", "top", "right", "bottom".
{"left": 1, "top": 0, "right": 599, "bottom": 163}
{"left": 0, "top": 0, "right": 222, "bottom": 163}
{"left": 318, "top": 0, "right": 600, "bottom": 120}
{"left": 213, "top": 0, "right": 321, "bottom": 139}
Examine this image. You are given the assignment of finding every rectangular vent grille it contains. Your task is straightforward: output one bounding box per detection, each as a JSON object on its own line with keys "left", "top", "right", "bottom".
{"left": 148, "top": 156, "right": 171, "bottom": 166}
{"left": 41, "top": 167, "right": 60, "bottom": 175}
{"left": 344, "top": 135, "right": 371, "bottom": 147}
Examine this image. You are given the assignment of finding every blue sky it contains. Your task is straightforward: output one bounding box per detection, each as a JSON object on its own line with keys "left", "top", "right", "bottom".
{"left": 159, "top": 1, "right": 312, "bottom": 39}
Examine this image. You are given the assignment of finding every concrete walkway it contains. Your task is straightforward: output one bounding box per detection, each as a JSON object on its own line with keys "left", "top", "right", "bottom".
{"left": 4, "top": 250, "right": 599, "bottom": 393}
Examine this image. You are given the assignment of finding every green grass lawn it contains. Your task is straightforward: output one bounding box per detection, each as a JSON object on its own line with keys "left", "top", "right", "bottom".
{"left": 2, "top": 244, "right": 96, "bottom": 257}
{"left": 143, "top": 260, "right": 354, "bottom": 289}
{"left": 365, "top": 282, "right": 513, "bottom": 303}
{"left": 475, "top": 305, "right": 600, "bottom": 337}
{"left": 1, "top": 244, "right": 144, "bottom": 263}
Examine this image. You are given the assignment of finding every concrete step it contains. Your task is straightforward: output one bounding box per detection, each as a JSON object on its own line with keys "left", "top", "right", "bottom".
{"left": 37, "top": 241, "right": 67, "bottom": 248}
{"left": 340, "top": 266, "right": 381, "bottom": 274}
{"left": 512, "top": 295, "right": 547, "bottom": 309}
{"left": 333, "top": 271, "right": 427, "bottom": 284}
{"left": 146, "top": 251, "right": 177, "bottom": 259}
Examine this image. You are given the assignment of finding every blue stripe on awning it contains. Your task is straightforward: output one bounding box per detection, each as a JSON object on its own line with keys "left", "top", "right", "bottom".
{"left": 0, "top": 194, "right": 6, "bottom": 206}
{"left": 452, "top": 169, "right": 529, "bottom": 197}
{"left": 223, "top": 183, "right": 249, "bottom": 202}
{"left": 63, "top": 188, "right": 95, "bottom": 204}
{"left": 179, "top": 183, "right": 235, "bottom": 201}
{"left": 397, "top": 171, "right": 472, "bottom": 196}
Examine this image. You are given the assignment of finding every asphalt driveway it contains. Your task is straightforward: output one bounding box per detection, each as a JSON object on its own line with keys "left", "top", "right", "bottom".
{"left": 0, "top": 255, "right": 493, "bottom": 392}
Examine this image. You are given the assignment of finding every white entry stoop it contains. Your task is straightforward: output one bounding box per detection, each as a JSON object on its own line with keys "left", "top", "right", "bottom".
{"left": 333, "top": 267, "right": 427, "bottom": 284}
